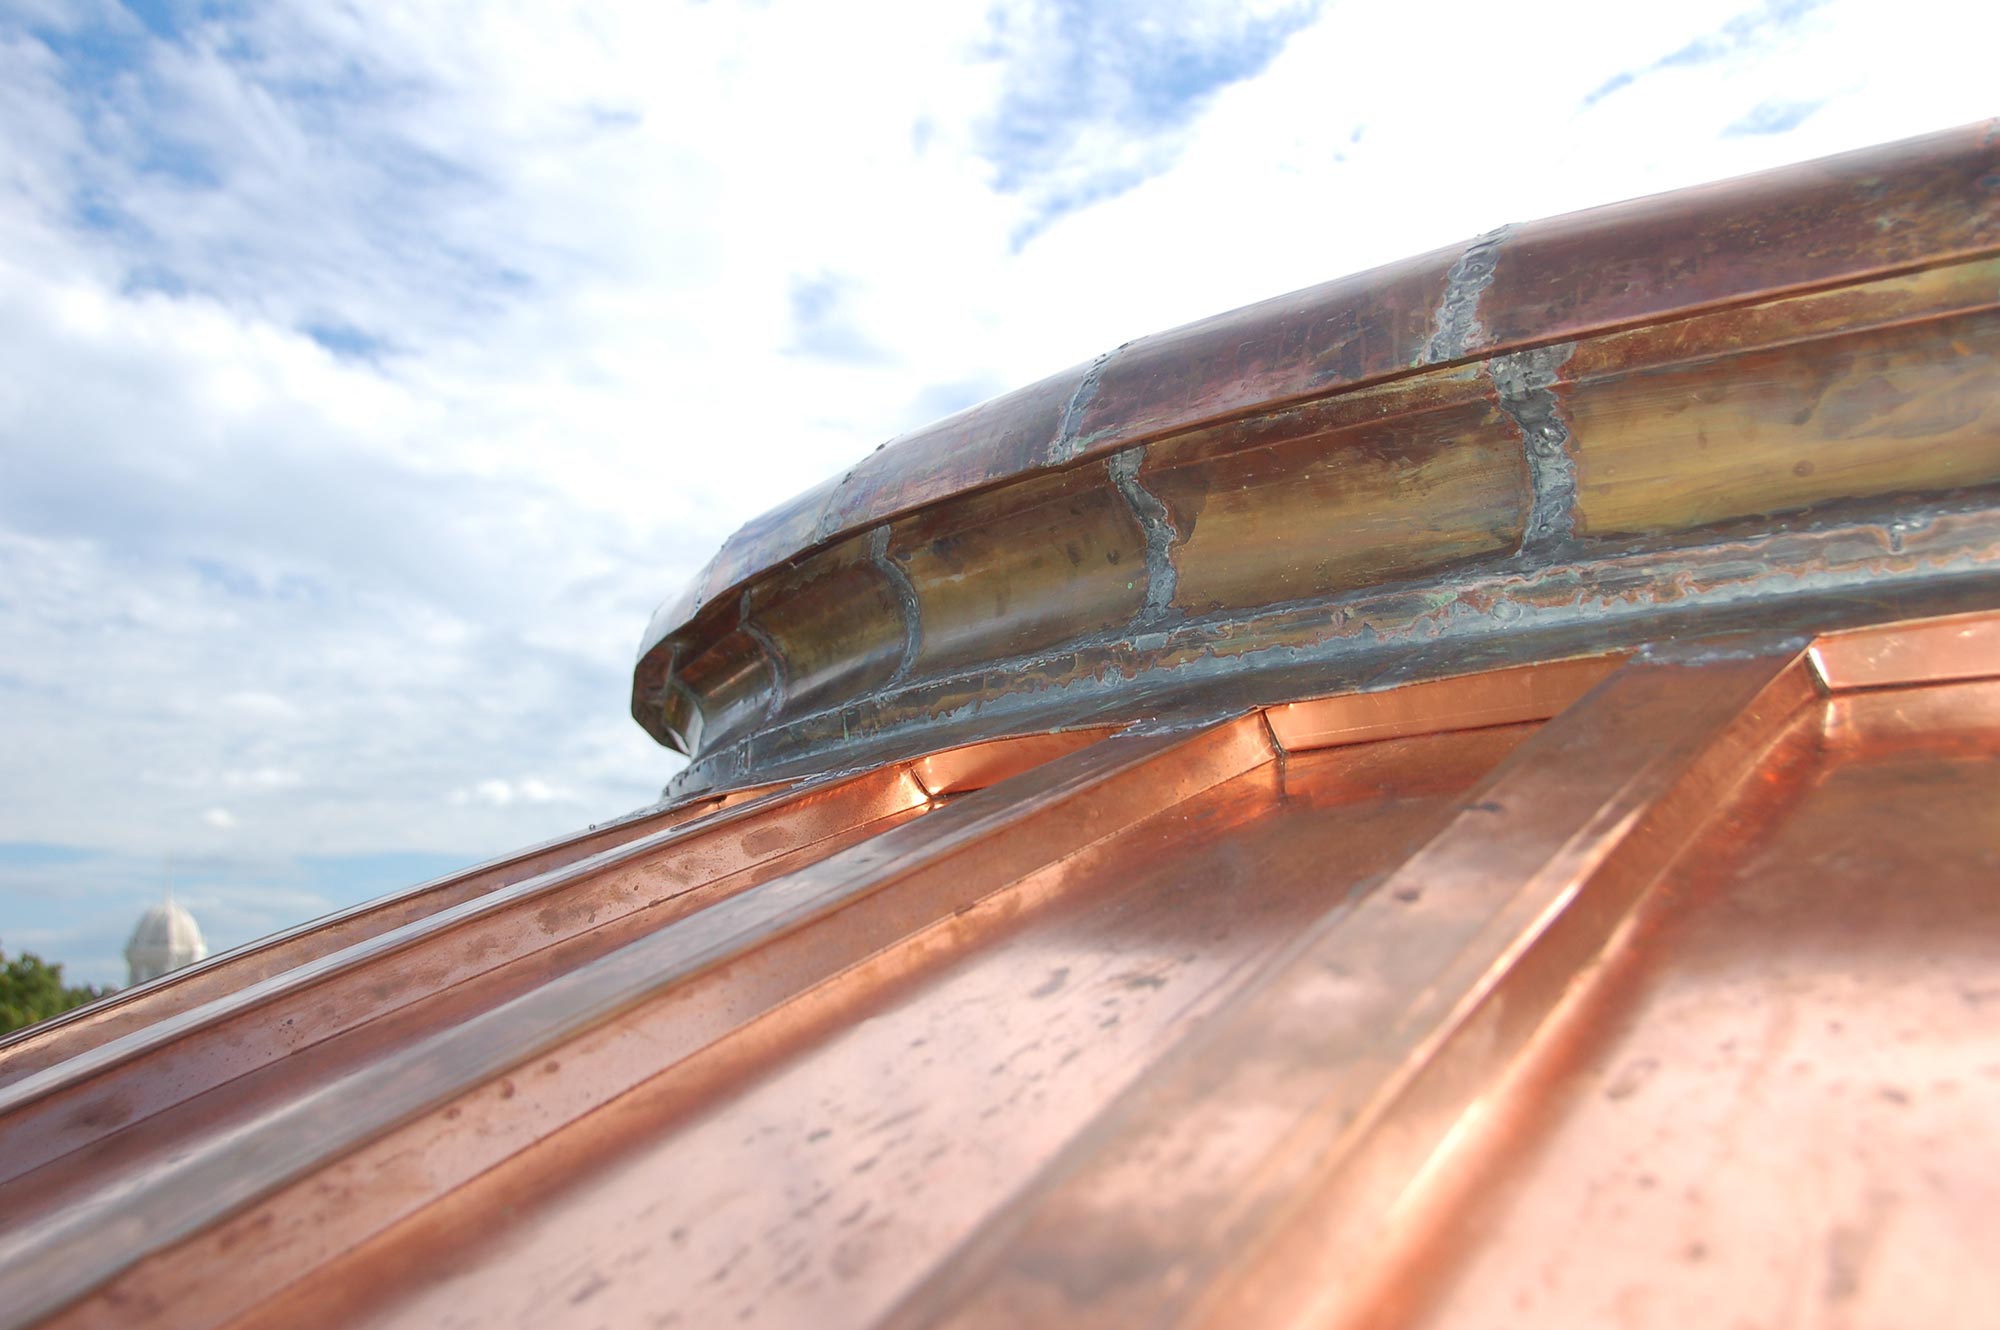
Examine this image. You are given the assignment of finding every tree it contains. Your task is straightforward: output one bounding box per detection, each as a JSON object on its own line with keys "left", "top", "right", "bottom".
{"left": 0, "top": 946, "right": 108, "bottom": 1036}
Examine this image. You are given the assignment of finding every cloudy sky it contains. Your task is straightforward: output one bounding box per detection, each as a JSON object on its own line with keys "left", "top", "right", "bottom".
{"left": 1, "top": 0, "right": 1992, "bottom": 987}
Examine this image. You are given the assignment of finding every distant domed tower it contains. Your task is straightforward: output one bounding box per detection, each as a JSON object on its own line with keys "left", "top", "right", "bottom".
{"left": 124, "top": 896, "right": 208, "bottom": 986}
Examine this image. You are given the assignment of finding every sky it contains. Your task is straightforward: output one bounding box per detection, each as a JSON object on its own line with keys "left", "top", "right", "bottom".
{"left": 1, "top": 0, "right": 1993, "bottom": 988}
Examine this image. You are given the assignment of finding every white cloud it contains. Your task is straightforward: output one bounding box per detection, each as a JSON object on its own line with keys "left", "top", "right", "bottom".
{"left": 449, "top": 778, "right": 578, "bottom": 809}
{"left": 202, "top": 808, "right": 238, "bottom": 831}
{"left": 222, "top": 767, "right": 304, "bottom": 791}
{"left": 219, "top": 692, "right": 302, "bottom": 722}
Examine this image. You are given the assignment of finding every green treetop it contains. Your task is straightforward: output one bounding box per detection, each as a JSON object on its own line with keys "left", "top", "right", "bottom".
{"left": 0, "top": 946, "right": 109, "bottom": 1036}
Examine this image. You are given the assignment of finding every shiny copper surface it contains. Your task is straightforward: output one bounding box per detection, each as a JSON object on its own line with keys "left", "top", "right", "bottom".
{"left": 1809, "top": 608, "right": 2000, "bottom": 690}
{"left": 1, "top": 723, "right": 1265, "bottom": 1329}
{"left": 888, "top": 641, "right": 1819, "bottom": 1330}
{"left": 238, "top": 725, "right": 1536, "bottom": 1330}
{"left": 5, "top": 127, "right": 1999, "bottom": 1330}
{"left": 1265, "top": 653, "right": 1625, "bottom": 750}
{"left": 1370, "top": 679, "right": 2000, "bottom": 1330}
{"left": 6, "top": 615, "right": 1997, "bottom": 1328}
{"left": 908, "top": 727, "right": 1111, "bottom": 796}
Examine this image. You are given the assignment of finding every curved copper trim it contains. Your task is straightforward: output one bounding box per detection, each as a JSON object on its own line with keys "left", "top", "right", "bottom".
{"left": 633, "top": 123, "right": 2000, "bottom": 772}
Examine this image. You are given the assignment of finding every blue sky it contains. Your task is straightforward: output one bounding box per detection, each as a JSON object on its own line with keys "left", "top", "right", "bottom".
{"left": 1, "top": 0, "right": 1993, "bottom": 986}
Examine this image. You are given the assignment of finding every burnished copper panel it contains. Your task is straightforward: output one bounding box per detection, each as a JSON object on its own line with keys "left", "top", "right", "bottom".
{"left": 1473, "top": 120, "right": 2000, "bottom": 347}
{"left": 4, "top": 619, "right": 1999, "bottom": 1328}
{"left": 230, "top": 725, "right": 1537, "bottom": 1330}
{"left": 747, "top": 536, "right": 911, "bottom": 717}
{"left": 816, "top": 371, "right": 1083, "bottom": 542}
{"left": 1566, "top": 306, "right": 2000, "bottom": 536}
{"left": 891, "top": 463, "right": 1148, "bottom": 675}
{"left": 1067, "top": 246, "right": 1458, "bottom": 456}
{"left": 1369, "top": 681, "right": 2000, "bottom": 1330}
{"left": 886, "top": 643, "right": 1821, "bottom": 1330}
{"left": 0, "top": 723, "right": 1266, "bottom": 1329}
{"left": 1141, "top": 389, "right": 1528, "bottom": 616}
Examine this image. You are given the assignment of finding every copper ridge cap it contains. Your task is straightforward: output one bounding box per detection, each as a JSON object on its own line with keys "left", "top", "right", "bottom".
{"left": 633, "top": 119, "right": 2000, "bottom": 750}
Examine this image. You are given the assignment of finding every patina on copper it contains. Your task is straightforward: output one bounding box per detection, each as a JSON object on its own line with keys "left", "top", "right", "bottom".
{"left": 634, "top": 120, "right": 2000, "bottom": 796}
{"left": 1, "top": 123, "right": 1997, "bottom": 1330}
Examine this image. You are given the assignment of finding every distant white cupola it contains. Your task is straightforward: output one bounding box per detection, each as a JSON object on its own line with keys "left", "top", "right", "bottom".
{"left": 125, "top": 895, "right": 208, "bottom": 986}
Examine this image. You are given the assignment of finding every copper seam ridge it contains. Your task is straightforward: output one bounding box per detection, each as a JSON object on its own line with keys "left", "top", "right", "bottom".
{"left": 1263, "top": 654, "right": 1629, "bottom": 752}
{"left": 0, "top": 783, "right": 783, "bottom": 1075}
{"left": 0, "top": 766, "right": 896, "bottom": 1106}
{"left": 0, "top": 788, "right": 728, "bottom": 1056}
{"left": 1235, "top": 609, "right": 1990, "bottom": 757}
{"left": 0, "top": 764, "right": 929, "bottom": 1177}
{"left": 907, "top": 729, "right": 1115, "bottom": 798}
{"left": 876, "top": 640, "right": 1818, "bottom": 1330}
{"left": 1255, "top": 707, "right": 1285, "bottom": 759}
{"left": 0, "top": 718, "right": 1276, "bottom": 1330}
{"left": 1200, "top": 651, "right": 1824, "bottom": 1330}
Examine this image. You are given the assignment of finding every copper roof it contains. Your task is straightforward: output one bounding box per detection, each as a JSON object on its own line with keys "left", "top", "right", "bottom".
{"left": 3, "top": 122, "right": 1998, "bottom": 1330}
